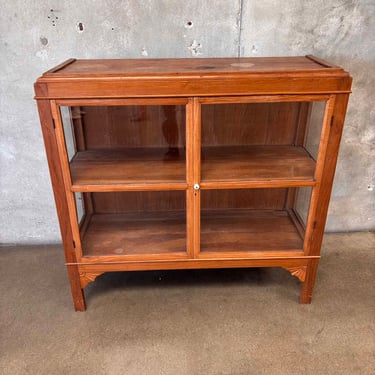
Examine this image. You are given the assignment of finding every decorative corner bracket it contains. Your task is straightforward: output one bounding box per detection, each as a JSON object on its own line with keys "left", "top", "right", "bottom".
{"left": 79, "top": 272, "right": 103, "bottom": 288}
{"left": 284, "top": 266, "right": 307, "bottom": 282}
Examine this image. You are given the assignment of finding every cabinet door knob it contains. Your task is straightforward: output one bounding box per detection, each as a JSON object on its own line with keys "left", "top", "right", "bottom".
{"left": 194, "top": 183, "right": 200, "bottom": 190}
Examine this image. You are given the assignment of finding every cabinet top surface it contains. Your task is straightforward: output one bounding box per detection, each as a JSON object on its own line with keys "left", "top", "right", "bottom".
{"left": 40, "top": 55, "right": 348, "bottom": 78}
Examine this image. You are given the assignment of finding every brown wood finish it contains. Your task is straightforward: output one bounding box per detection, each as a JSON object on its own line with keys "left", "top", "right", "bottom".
{"left": 201, "top": 146, "right": 316, "bottom": 185}
{"left": 91, "top": 191, "right": 186, "bottom": 213}
{"left": 69, "top": 145, "right": 316, "bottom": 191}
{"left": 51, "top": 101, "right": 84, "bottom": 261}
{"left": 82, "top": 211, "right": 187, "bottom": 258}
{"left": 34, "top": 56, "right": 351, "bottom": 310}
{"left": 70, "top": 148, "right": 187, "bottom": 191}
{"left": 192, "top": 97, "right": 202, "bottom": 258}
{"left": 44, "top": 57, "right": 341, "bottom": 76}
{"left": 200, "top": 209, "right": 303, "bottom": 253}
{"left": 186, "top": 98, "right": 196, "bottom": 259}
{"left": 34, "top": 96, "right": 85, "bottom": 311}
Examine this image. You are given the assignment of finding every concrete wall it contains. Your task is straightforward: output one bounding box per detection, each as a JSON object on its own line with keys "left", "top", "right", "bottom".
{"left": 0, "top": 0, "right": 373, "bottom": 244}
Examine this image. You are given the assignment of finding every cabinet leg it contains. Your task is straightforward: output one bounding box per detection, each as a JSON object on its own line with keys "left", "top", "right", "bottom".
{"left": 66, "top": 266, "right": 86, "bottom": 311}
{"left": 300, "top": 259, "right": 319, "bottom": 304}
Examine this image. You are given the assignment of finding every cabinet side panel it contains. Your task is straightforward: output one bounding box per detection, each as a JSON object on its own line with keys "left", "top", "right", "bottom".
{"left": 35, "top": 99, "right": 85, "bottom": 311}
{"left": 36, "top": 100, "right": 77, "bottom": 263}
{"left": 306, "top": 94, "right": 351, "bottom": 256}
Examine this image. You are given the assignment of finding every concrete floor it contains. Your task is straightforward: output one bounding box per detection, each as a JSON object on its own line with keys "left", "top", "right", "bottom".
{"left": 0, "top": 232, "right": 374, "bottom": 374}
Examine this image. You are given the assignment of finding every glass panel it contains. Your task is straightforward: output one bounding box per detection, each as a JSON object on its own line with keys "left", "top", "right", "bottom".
{"left": 200, "top": 188, "right": 312, "bottom": 253}
{"left": 200, "top": 101, "right": 326, "bottom": 183}
{"left": 78, "top": 191, "right": 187, "bottom": 257}
{"left": 294, "top": 186, "right": 313, "bottom": 226}
{"left": 60, "top": 106, "right": 76, "bottom": 161}
{"left": 60, "top": 105, "right": 186, "bottom": 187}
{"left": 305, "top": 101, "right": 326, "bottom": 160}
{"left": 74, "top": 192, "right": 85, "bottom": 224}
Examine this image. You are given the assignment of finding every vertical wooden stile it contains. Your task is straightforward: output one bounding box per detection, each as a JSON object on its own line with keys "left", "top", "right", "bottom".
{"left": 50, "top": 101, "right": 84, "bottom": 260}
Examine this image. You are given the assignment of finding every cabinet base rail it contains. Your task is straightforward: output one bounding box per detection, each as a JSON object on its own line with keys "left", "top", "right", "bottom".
{"left": 67, "top": 257, "right": 319, "bottom": 311}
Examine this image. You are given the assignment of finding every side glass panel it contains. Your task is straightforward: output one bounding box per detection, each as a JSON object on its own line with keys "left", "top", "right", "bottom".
{"left": 60, "top": 105, "right": 186, "bottom": 187}
{"left": 74, "top": 192, "right": 85, "bottom": 224}
{"left": 200, "top": 101, "right": 326, "bottom": 184}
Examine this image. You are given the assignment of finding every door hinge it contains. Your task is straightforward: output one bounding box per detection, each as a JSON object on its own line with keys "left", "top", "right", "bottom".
{"left": 313, "top": 221, "right": 317, "bottom": 229}
{"left": 52, "top": 118, "right": 56, "bottom": 129}
{"left": 72, "top": 240, "right": 76, "bottom": 249}
{"left": 330, "top": 116, "right": 334, "bottom": 128}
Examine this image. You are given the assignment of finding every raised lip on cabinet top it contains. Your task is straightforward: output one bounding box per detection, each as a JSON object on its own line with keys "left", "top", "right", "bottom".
{"left": 37, "top": 55, "right": 349, "bottom": 78}
{"left": 34, "top": 56, "right": 352, "bottom": 100}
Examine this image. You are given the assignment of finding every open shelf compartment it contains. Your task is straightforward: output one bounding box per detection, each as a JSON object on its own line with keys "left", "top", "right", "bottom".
{"left": 199, "top": 188, "right": 310, "bottom": 256}
{"left": 70, "top": 147, "right": 186, "bottom": 191}
{"left": 200, "top": 100, "right": 326, "bottom": 187}
{"left": 201, "top": 145, "right": 316, "bottom": 187}
{"left": 77, "top": 191, "right": 188, "bottom": 260}
{"left": 60, "top": 104, "right": 187, "bottom": 191}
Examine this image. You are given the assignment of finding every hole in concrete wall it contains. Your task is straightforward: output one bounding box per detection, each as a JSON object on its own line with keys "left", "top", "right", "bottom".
{"left": 77, "top": 22, "right": 84, "bottom": 33}
{"left": 47, "top": 9, "right": 58, "bottom": 27}
{"left": 40, "top": 37, "right": 48, "bottom": 46}
{"left": 185, "top": 21, "right": 193, "bottom": 28}
{"left": 188, "top": 40, "right": 202, "bottom": 56}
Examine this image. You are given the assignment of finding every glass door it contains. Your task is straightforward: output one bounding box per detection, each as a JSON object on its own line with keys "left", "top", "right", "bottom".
{"left": 197, "top": 97, "right": 329, "bottom": 257}
{"left": 55, "top": 99, "right": 191, "bottom": 261}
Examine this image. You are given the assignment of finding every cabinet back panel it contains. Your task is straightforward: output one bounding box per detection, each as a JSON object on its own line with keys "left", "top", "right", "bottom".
{"left": 201, "top": 189, "right": 287, "bottom": 210}
{"left": 77, "top": 105, "right": 186, "bottom": 149}
{"left": 201, "top": 102, "right": 302, "bottom": 146}
{"left": 88, "top": 189, "right": 287, "bottom": 213}
{"left": 91, "top": 191, "right": 186, "bottom": 213}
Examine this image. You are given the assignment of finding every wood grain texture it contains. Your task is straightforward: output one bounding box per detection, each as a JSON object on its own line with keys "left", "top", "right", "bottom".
{"left": 301, "top": 258, "right": 320, "bottom": 303}
{"left": 303, "top": 96, "right": 337, "bottom": 255}
{"left": 284, "top": 265, "right": 307, "bottom": 282}
{"left": 43, "top": 56, "right": 344, "bottom": 76}
{"left": 200, "top": 209, "right": 303, "bottom": 253}
{"left": 91, "top": 191, "right": 186, "bottom": 213}
{"left": 35, "top": 57, "right": 352, "bottom": 100}
{"left": 186, "top": 98, "right": 196, "bottom": 258}
{"left": 75, "top": 257, "right": 313, "bottom": 272}
{"left": 51, "top": 101, "right": 83, "bottom": 259}
{"left": 201, "top": 188, "right": 287, "bottom": 210}
{"left": 78, "top": 105, "right": 186, "bottom": 149}
{"left": 34, "top": 56, "right": 352, "bottom": 309}
{"left": 79, "top": 271, "right": 103, "bottom": 288}
{"left": 81, "top": 211, "right": 187, "bottom": 258}
{"left": 69, "top": 146, "right": 315, "bottom": 191}
{"left": 35, "top": 97, "right": 85, "bottom": 311}
{"left": 201, "top": 146, "right": 315, "bottom": 184}
{"left": 304, "top": 94, "right": 351, "bottom": 257}
{"left": 70, "top": 147, "right": 186, "bottom": 191}
{"left": 201, "top": 102, "right": 301, "bottom": 146}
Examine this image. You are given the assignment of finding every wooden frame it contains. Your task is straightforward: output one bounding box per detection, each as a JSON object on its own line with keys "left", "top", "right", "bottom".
{"left": 35, "top": 56, "right": 352, "bottom": 310}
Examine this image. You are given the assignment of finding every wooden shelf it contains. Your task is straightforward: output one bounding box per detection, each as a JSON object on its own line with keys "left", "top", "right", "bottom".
{"left": 201, "top": 146, "right": 316, "bottom": 188}
{"left": 200, "top": 209, "right": 304, "bottom": 255}
{"left": 70, "top": 146, "right": 314, "bottom": 192}
{"left": 70, "top": 148, "right": 186, "bottom": 192}
{"left": 82, "top": 211, "right": 187, "bottom": 259}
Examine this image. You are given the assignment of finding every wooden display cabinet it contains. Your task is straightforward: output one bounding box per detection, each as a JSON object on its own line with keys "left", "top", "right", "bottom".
{"left": 34, "top": 56, "right": 352, "bottom": 311}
